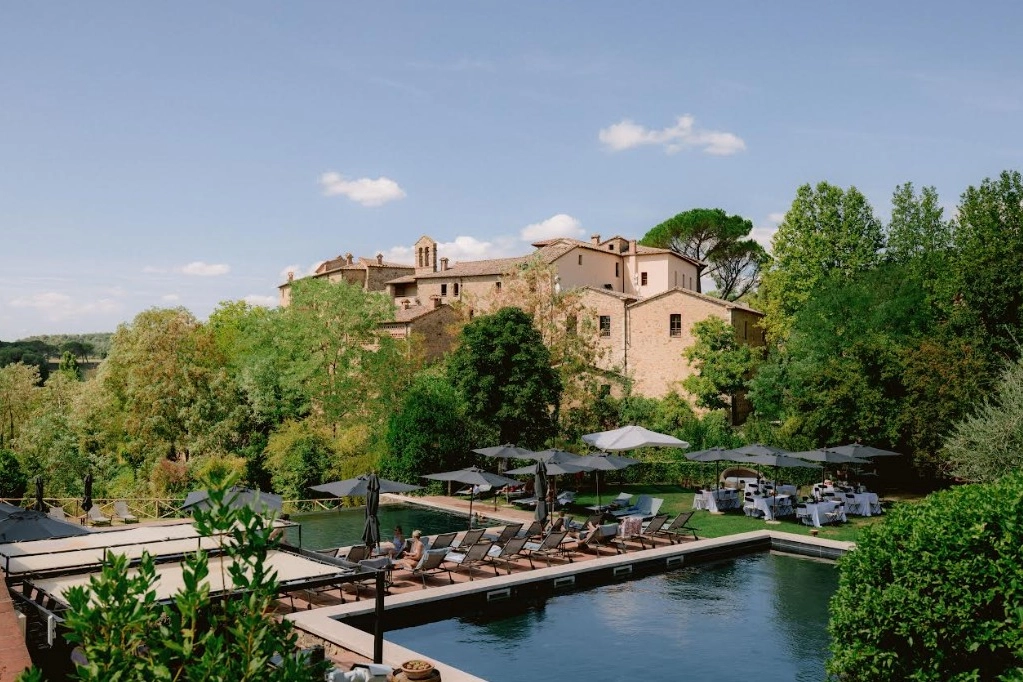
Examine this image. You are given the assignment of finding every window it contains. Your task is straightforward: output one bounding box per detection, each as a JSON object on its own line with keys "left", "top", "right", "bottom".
{"left": 578, "top": 254, "right": 583, "bottom": 265}
{"left": 674, "top": 271, "right": 678, "bottom": 286}
{"left": 599, "top": 316, "right": 611, "bottom": 337}
{"left": 615, "top": 263, "right": 620, "bottom": 277}
{"left": 453, "top": 282, "right": 460, "bottom": 296}
{"left": 440, "top": 283, "right": 447, "bottom": 296}
{"left": 670, "top": 314, "right": 682, "bottom": 337}
{"left": 641, "top": 272, "right": 648, "bottom": 286}
{"left": 495, "top": 281, "right": 502, "bottom": 291}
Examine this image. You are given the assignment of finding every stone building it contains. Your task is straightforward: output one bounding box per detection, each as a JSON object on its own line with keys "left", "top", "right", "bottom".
{"left": 279, "top": 233, "right": 765, "bottom": 401}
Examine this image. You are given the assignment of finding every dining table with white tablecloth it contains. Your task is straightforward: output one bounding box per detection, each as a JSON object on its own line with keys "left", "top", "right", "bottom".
{"left": 692, "top": 488, "right": 740, "bottom": 513}
{"left": 746, "top": 495, "right": 794, "bottom": 521}
{"left": 842, "top": 491, "right": 881, "bottom": 516}
{"left": 797, "top": 500, "right": 847, "bottom": 527}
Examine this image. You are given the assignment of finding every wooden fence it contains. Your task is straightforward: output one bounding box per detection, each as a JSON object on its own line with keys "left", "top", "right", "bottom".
{"left": 0, "top": 497, "right": 356, "bottom": 521}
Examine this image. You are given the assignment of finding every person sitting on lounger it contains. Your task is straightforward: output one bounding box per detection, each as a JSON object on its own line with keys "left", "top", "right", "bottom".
{"left": 400, "top": 529, "right": 425, "bottom": 570}
{"left": 387, "top": 525, "right": 407, "bottom": 558}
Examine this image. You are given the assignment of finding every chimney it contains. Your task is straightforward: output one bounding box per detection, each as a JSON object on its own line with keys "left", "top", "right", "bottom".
{"left": 591, "top": 234, "right": 601, "bottom": 245}
{"left": 440, "top": 257, "right": 449, "bottom": 271}
{"left": 376, "top": 253, "right": 383, "bottom": 265}
{"left": 401, "top": 299, "right": 410, "bottom": 310}
{"left": 345, "top": 253, "right": 354, "bottom": 265}
{"left": 629, "top": 239, "right": 637, "bottom": 253}
{"left": 287, "top": 271, "right": 294, "bottom": 282}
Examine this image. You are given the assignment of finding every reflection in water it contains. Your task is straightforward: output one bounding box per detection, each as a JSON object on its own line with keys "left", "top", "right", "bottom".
{"left": 387, "top": 553, "right": 839, "bottom": 682}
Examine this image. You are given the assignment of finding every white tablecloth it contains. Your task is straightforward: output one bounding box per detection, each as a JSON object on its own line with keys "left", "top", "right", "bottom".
{"left": 843, "top": 492, "right": 880, "bottom": 516}
{"left": 747, "top": 495, "right": 793, "bottom": 521}
{"left": 797, "top": 501, "right": 847, "bottom": 527}
{"left": 694, "top": 489, "right": 740, "bottom": 513}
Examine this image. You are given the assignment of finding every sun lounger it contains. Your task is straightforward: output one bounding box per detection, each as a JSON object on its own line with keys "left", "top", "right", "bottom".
{"left": 611, "top": 495, "right": 663, "bottom": 520}
{"left": 574, "top": 523, "right": 625, "bottom": 555}
{"left": 452, "top": 528, "right": 486, "bottom": 550}
{"left": 629, "top": 514, "right": 670, "bottom": 549}
{"left": 515, "top": 521, "right": 544, "bottom": 539}
{"left": 566, "top": 513, "right": 602, "bottom": 531}
{"left": 47, "top": 505, "right": 69, "bottom": 522}
{"left": 337, "top": 545, "right": 371, "bottom": 563}
{"left": 87, "top": 506, "right": 111, "bottom": 526}
{"left": 485, "top": 536, "right": 529, "bottom": 575}
{"left": 444, "top": 542, "right": 492, "bottom": 580}
{"left": 608, "top": 492, "right": 633, "bottom": 509}
{"left": 429, "top": 532, "right": 458, "bottom": 551}
{"left": 409, "top": 549, "right": 453, "bottom": 588}
{"left": 113, "top": 500, "right": 138, "bottom": 524}
{"left": 655, "top": 511, "right": 699, "bottom": 543}
{"left": 523, "top": 530, "right": 571, "bottom": 568}
{"left": 484, "top": 523, "right": 523, "bottom": 545}
{"left": 512, "top": 496, "right": 539, "bottom": 509}
{"left": 555, "top": 491, "right": 576, "bottom": 507}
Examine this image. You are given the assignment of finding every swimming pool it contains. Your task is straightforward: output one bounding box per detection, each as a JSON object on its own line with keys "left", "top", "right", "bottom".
{"left": 285, "top": 503, "right": 469, "bottom": 551}
{"left": 385, "top": 552, "right": 837, "bottom": 682}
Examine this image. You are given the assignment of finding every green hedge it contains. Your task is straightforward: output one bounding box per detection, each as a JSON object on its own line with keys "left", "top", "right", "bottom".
{"left": 828, "top": 471, "right": 1023, "bottom": 680}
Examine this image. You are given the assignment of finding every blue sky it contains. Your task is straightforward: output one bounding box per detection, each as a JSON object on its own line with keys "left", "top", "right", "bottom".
{"left": 2, "top": 1, "right": 1021, "bottom": 339}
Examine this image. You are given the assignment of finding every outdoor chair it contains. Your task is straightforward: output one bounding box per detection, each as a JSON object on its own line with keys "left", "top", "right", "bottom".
{"left": 574, "top": 523, "right": 625, "bottom": 555}
{"left": 630, "top": 514, "right": 670, "bottom": 549}
{"left": 611, "top": 494, "right": 651, "bottom": 518}
{"left": 567, "top": 513, "right": 603, "bottom": 532}
{"left": 486, "top": 523, "right": 523, "bottom": 546}
{"left": 87, "top": 506, "right": 111, "bottom": 526}
{"left": 608, "top": 492, "right": 633, "bottom": 509}
{"left": 655, "top": 512, "right": 698, "bottom": 543}
{"left": 523, "top": 530, "right": 571, "bottom": 568}
{"left": 549, "top": 516, "right": 565, "bottom": 533}
{"left": 47, "top": 505, "right": 69, "bottom": 522}
{"left": 338, "top": 545, "right": 371, "bottom": 563}
{"left": 409, "top": 549, "right": 453, "bottom": 589}
{"left": 515, "top": 521, "right": 544, "bottom": 539}
{"left": 452, "top": 528, "right": 486, "bottom": 550}
{"left": 444, "top": 541, "right": 492, "bottom": 580}
{"left": 485, "top": 536, "right": 529, "bottom": 575}
{"left": 429, "top": 532, "right": 458, "bottom": 551}
{"left": 844, "top": 493, "right": 864, "bottom": 516}
{"left": 555, "top": 490, "right": 576, "bottom": 507}
{"left": 113, "top": 500, "right": 138, "bottom": 524}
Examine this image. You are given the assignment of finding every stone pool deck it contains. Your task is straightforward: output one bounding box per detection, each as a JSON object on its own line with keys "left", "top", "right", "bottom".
{"left": 282, "top": 495, "right": 853, "bottom": 680}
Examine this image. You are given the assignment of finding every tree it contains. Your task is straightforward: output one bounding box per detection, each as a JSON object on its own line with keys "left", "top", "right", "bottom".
{"left": 59, "top": 351, "right": 81, "bottom": 380}
{"left": 828, "top": 472, "right": 1023, "bottom": 680}
{"left": 0, "top": 362, "right": 40, "bottom": 449}
{"left": 28, "top": 483, "right": 327, "bottom": 681}
{"left": 447, "top": 307, "right": 562, "bottom": 447}
{"left": 264, "top": 419, "right": 338, "bottom": 500}
{"left": 758, "top": 182, "right": 884, "bottom": 339}
{"left": 940, "top": 353, "right": 1023, "bottom": 482}
{"left": 383, "top": 371, "right": 472, "bottom": 483}
{"left": 0, "top": 448, "right": 27, "bottom": 497}
{"left": 682, "top": 317, "right": 759, "bottom": 422}
{"left": 640, "top": 208, "right": 768, "bottom": 299}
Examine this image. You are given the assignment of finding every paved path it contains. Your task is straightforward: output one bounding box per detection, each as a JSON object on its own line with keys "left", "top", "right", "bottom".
{"left": 0, "top": 571, "right": 32, "bottom": 682}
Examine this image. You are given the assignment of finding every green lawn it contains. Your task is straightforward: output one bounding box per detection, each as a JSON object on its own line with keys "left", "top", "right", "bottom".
{"left": 524, "top": 484, "right": 894, "bottom": 543}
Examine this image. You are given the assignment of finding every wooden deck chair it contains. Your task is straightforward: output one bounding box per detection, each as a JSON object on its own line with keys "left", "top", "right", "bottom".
{"left": 444, "top": 542, "right": 492, "bottom": 580}
{"left": 429, "top": 532, "right": 458, "bottom": 551}
{"left": 113, "top": 500, "right": 138, "bottom": 524}
{"left": 523, "top": 530, "right": 570, "bottom": 568}
{"left": 485, "top": 536, "right": 529, "bottom": 575}
{"left": 631, "top": 514, "right": 670, "bottom": 549}
{"left": 656, "top": 511, "right": 698, "bottom": 543}
{"left": 87, "top": 506, "right": 111, "bottom": 526}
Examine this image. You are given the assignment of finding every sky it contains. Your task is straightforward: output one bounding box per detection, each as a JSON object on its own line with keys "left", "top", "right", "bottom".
{"left": 2, "top": 1, "right": 1021, "bottom": 339}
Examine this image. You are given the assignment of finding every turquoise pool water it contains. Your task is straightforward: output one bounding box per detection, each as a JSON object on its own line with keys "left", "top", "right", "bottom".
{"left": 386, "top": 552, "right": 838, "bottom": 682}
{"left": 285, "top": 503, "right": 469, "bottom": 551}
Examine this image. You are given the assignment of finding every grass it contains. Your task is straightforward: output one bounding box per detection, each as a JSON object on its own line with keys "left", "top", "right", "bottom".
{"left": 498, "top": 483, "right": 906, "bottom": 544}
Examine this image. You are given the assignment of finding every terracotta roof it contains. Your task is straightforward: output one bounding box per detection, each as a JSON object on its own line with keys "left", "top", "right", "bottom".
{"left": 627, "top": 287, "right": 764, "bottom": 315}
{"left": 411, "top": 242, "right": 577, "bottom": 280}
{"left": 319, "top": 256, "right": 413, "bottom": 273}
{"left": 580, "top": 286, "right": 640, "bottom": 302}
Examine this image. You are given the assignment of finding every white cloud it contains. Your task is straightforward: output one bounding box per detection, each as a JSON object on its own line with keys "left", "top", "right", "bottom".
{"left": 180, "top": 262, "right": 231, "bottom": 276}
{"left": 520, "top": 214, "right": 585, "bottom": 242}
{"left": 767, "top": 212, "right": 786, "bottom": 224}
{"left": 751, "top": 225, "right": 779, "bottom": 253}
{"left": 599, "top": 115, "right": 746, "bottom": 156}
{"left": 319, "top": 172, "right": 406, "bottom": 207}
{"left": 7, "top": 292, "right": 122, "bottom": 321}
{"left": 381, "top": 235, "right": 520, "bottom": 267}
{"left": 243, "top": 294, "right": 277, "bottom": 308}
{"left": 10, "top": 292, "right": 73, "bottom": 310}
{"left": 278, "top": 261, "right": 323, "bottom": 282}
{"left": 161, "top": 294, "right": 180, "bottom": 302}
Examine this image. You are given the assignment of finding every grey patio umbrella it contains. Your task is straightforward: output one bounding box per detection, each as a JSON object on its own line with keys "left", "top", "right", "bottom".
{"left": 0, "top": 509, "right": 90, "bottom": 543}
{"left": 0, "top": 501, "right": 21, "bottom": 518}
{"left": 82, "top": 473, "right": 94, "bottom": 513}
{"left": 685, "top": 446, "right": 737, "bottom": 491}
{"left": 582, "top": 425, "right": 690, "bottom": 451}
{"left": 362, "top": 473, "right": 381, "bottom": 551}
{"left": 472, "top": 444, "right": 537, "bottom": 460}
{"left": 181, "top": 486, "right": 283, "bottom": 516}
{"left": 310, "top": 475, "right": 422, "bottom": 498}
{"left": 824, "top": 443, "right": 901, "bottom": 459}
{"left": 422, "top": 467, "right": 520, "bottom": 530}
{"left": 790, "top": 449, "right": 871, "bottom": 484}
{"left": 534, "top": 460, "right": 549, "bottom": 531}
{"left": 34, "top": 477, "right": 44, "bottom": 512}
{"left": 505, "top": 460, "right": 591, "bottom": 476}
{"left": 575, "top": 452, "right": 640, "bottom": 510}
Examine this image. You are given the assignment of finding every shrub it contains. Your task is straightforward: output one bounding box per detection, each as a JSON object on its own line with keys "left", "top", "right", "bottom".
{"left": 0, "top": 448, "right": 27, "bottom": 498}
{"left": 828, "top": 471, "right": 1023, "bottom": 680}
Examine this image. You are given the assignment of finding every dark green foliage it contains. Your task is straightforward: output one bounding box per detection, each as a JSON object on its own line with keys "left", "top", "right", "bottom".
{"left": 683, "top": 317, "right": 759, "bottom": 417}
{"left": 383, "top": 371, "right": 472, "bottom": 483}
{"left": 447, "top": 307, "right": 561, "bottom": 448}
{"left": 0, "top": 340, "right": 51, "bottom": 381}
{"left": 0, "top": 448, "right": 27, "bottom": 497}
{"left": 828, "top": 472, "right": 1023, "bottom": 680}
{"left": 51, "top": 483, "right": 327, "bottom": 681}
{"left": 640, "top": 207, "right": 768, "bottom": 299}
{"left": 19, "top": 333, "right": 111, "bottom": 358}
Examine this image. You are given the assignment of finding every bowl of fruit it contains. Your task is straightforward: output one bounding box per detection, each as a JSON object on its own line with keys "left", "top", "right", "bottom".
{"left": 400, "top": 659, "right": 435, "bottom": 680}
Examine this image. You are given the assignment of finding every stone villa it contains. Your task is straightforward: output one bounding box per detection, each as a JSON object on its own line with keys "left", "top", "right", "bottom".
{"left": 279, "top": 234, "right": 765, "bottom": 400}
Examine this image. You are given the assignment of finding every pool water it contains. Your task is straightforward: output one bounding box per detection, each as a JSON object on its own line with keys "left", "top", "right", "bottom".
{"left": 386, "top": 552, "right": 838, "bottom": 682}
{"left": 285, "top": 503, "right": 469, "bottom": 551}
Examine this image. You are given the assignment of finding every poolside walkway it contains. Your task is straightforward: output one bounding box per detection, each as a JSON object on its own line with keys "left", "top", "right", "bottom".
{"left": 0, "top": 571, "right": 32, "bottom": 682}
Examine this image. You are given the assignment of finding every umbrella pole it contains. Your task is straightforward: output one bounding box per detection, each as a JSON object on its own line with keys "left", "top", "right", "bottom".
{"left": 468, "top": 491, "right": 474, "bottom": 531}
{"left": 595, "top": 471, "right": 601, "bottom": 511}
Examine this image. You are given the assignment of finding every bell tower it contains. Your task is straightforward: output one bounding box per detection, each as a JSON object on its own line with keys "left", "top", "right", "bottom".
{"left": 414, "top": 235, "right": 437, "bottom": 274}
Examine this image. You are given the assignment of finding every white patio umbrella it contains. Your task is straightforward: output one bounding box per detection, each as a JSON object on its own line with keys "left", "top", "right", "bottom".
{"left": 582, "top": 425, "right": 690, "bottom": 451}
